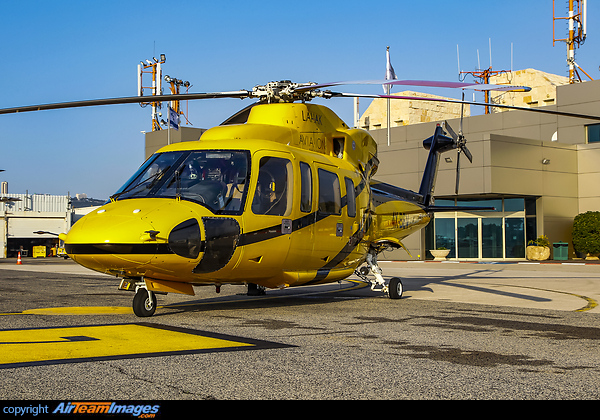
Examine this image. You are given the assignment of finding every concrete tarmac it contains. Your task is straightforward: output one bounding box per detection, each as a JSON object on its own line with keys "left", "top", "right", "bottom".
{"left": 2, "top": 257, "right": 598, "bottom": 313}
{"left": 0, "top": 257, "right": 599, "bottom": 400}
{"left": 379, "top": 260, "right": 600, "bottom": 313}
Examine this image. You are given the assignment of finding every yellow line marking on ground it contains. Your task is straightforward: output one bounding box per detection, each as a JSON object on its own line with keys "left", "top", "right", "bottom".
{"left": 498, "top": 284, "right": 598, "bottom": 312}
{"left": 0, "top": 323, "right": 263, "bottom": 369}
{"left": 21, "top": 306, "right": 133, "bottom": 315}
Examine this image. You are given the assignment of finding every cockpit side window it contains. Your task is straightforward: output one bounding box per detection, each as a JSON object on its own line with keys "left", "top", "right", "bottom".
{"left": 252, "top": 157, "right": 293, "bottom": 216}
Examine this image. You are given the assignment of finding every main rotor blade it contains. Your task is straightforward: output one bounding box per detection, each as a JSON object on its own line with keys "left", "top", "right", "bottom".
{"left": 299, "top": 79, "right": 530, "bottom": 92}
{"left": 0, "top": 91, "right": 250, "bottom": 115}
{"left": 332, "top": 92, "right": 600, "bottom": 122}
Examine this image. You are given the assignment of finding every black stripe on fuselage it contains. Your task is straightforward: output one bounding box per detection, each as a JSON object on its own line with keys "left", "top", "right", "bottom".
{"left": 64, "top": 243, "right": 175, "bottom": 255}
{"left": 303, "top": 214, "right": 372, "bottom": 285}
{"left": 237, "top": 211, "right": 329, "bottom": 247}
{"left": 239, "top": 179, "right": 366, "bottom": 247}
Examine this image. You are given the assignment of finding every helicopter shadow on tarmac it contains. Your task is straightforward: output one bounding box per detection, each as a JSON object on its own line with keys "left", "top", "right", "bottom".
{"left": 392, "top": 268, "right": 555, "bottom": 304}
{"left": 153, "top": 268, "right": 555, "bottom": 317}
{"left": 153, "top": 280, "right": 374, "bottom": 316}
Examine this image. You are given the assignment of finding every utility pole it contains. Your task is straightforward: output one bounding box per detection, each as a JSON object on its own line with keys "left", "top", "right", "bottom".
{"left": 460, "top": 67, "right": 511, "bottom": 114}
{"left": 459, "top": 40, "right": 511, "bottom": 114}
{"left": 553, "top": 0, "right": 590, "bottom": 83}
{"left": 138, "top": 54, "right": 166, "bottom": 131}
{"left": 164, "top": 74, "right": 192, "bottom": 126}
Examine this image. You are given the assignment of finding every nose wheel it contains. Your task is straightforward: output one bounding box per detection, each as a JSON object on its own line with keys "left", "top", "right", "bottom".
{"left": 133, "top": 288, "right": 157, "bottom": 317}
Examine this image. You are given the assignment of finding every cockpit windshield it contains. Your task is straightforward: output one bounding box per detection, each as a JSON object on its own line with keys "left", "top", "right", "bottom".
{"left": 111, "top": 150, "right": 251, "bottom": 213}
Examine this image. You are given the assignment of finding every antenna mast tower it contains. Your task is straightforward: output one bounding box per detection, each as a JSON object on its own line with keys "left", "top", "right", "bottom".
{"left": 138, "top": 54, "right": 166, "bottom": 131}
{"left": 459, "top": 67, "right": 511, "bottom": 114}
{"left": 137, "top": 54, "right": 192, "bottom": 131}
{"left": 553, "top": 0, "right": 591, "bottom": 83}
{"left": 458, "top": 40, "right": 511, "bottom": 114}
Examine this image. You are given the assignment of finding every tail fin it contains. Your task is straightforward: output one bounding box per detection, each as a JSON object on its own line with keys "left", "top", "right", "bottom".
{"left": 418, "top": 124, "right": 456, "bottom": 207}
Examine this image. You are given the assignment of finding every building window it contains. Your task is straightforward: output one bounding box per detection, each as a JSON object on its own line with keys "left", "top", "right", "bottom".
{"left": 504, "top": 198, "right": 524, "bottom": 212}
{"left": 587, "top": 124, "right": 600, "bottom": 143}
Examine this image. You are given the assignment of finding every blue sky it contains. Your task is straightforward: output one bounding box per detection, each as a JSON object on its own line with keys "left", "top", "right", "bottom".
{"left": 1, "top": 0, "right": 598, "bottom": 199}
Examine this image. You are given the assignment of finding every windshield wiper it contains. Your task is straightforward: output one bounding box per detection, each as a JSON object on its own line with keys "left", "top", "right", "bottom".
{"left": 109, "top": 170, "right": 164, "bottom": 201}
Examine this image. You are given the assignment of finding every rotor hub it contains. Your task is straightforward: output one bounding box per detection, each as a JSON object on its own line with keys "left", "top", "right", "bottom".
{"left": 250, "top": 81, "right": 330, "bottom": 103}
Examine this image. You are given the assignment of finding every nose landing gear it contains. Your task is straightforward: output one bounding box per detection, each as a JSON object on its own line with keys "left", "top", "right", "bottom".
{"left": 133, "top": 287, "right": 157, "bottom": 317}
{"left": 119, "top": 278, "right": 159, "bottom": 317}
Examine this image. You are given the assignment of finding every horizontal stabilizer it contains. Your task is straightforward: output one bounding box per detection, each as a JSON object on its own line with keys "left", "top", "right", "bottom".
{"left": 425, "top": 205, "right": 496, "bottom": 212}
{"left": 370, "top": 180, "right": 424, "bottom": 205}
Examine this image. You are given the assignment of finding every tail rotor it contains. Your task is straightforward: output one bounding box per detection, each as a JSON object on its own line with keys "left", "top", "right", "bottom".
{"left": 444, "top": 93, "right": 472, "bottom": 195}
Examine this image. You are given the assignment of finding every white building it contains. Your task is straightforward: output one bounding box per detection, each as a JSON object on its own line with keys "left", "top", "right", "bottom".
{"left": 0, "top": 193, "right": 72, "bottom": 258}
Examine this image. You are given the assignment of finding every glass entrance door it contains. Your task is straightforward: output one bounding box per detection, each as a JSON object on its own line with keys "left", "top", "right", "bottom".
{"left": 482, "top": 218, "right": 503, "bottom": 258}
{"left": 429, "top": 197, "right": 534, "bottom": 260}
{"left": 457, "top": 218, "right": 478, "bottom": 258}
{"left": 434, "top": 218, "right": 456, "bottom": 258}
{"left": 505, "top": 218, "right": 525, "bottom": 258}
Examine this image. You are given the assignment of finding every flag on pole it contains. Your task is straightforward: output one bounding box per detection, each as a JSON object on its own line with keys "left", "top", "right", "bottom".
{"left": 383, "top": 46, "right": 397, "bottom": 94}
{"left": 383, "top": 46, "right": 397, "bottom": 146}
{"left": 168, "top": 104, "right": 180, "bottom": 130}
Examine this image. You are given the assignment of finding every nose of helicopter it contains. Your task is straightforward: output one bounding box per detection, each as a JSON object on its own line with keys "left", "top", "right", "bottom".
{"left": 64, "top": 200, "right": 178, "bottom": 275}
{"left": 64, "top": 199, "right": 241, "bottom": 277}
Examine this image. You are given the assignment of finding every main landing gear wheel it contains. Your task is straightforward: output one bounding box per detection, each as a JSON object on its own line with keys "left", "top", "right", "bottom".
{"left": 247, "top": 283, "right": 266, "bottom": 296}
{"left": 388, "top": 277, "right": 403, "bottom": 299}
{"left": 355, "top": 249, "right": 404, "bottom": 300}
{"left": 133, "top": 288, "right": 157, "bottom": 317}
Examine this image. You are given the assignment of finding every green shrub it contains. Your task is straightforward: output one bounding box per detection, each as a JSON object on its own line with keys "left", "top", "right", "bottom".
{"left": 528, "top": 235, "right": 550, "bottom": 248}
{"left": 572, "top": 211, "right": 600, "bottom": 255}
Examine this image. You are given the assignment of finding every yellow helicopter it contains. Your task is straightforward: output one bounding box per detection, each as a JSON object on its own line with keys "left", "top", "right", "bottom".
{"left": 3, "top": 78, "right": 598, "bottom": 317}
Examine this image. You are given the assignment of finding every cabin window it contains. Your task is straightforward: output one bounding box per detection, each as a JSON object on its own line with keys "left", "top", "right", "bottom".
{"left": 252, "top": 157, "right": 293, "bottom": 216}
{"left": 300, "top": 162, "right": 312, "bottom": 213}
{"left": 344, "top": 177, "right": 356, "bottom": 218}
{"left": 318, "top": 169, "right": 341, "bottom": 215}
{"left": 333, "top": 138, "right": 344, "bottom": 158}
